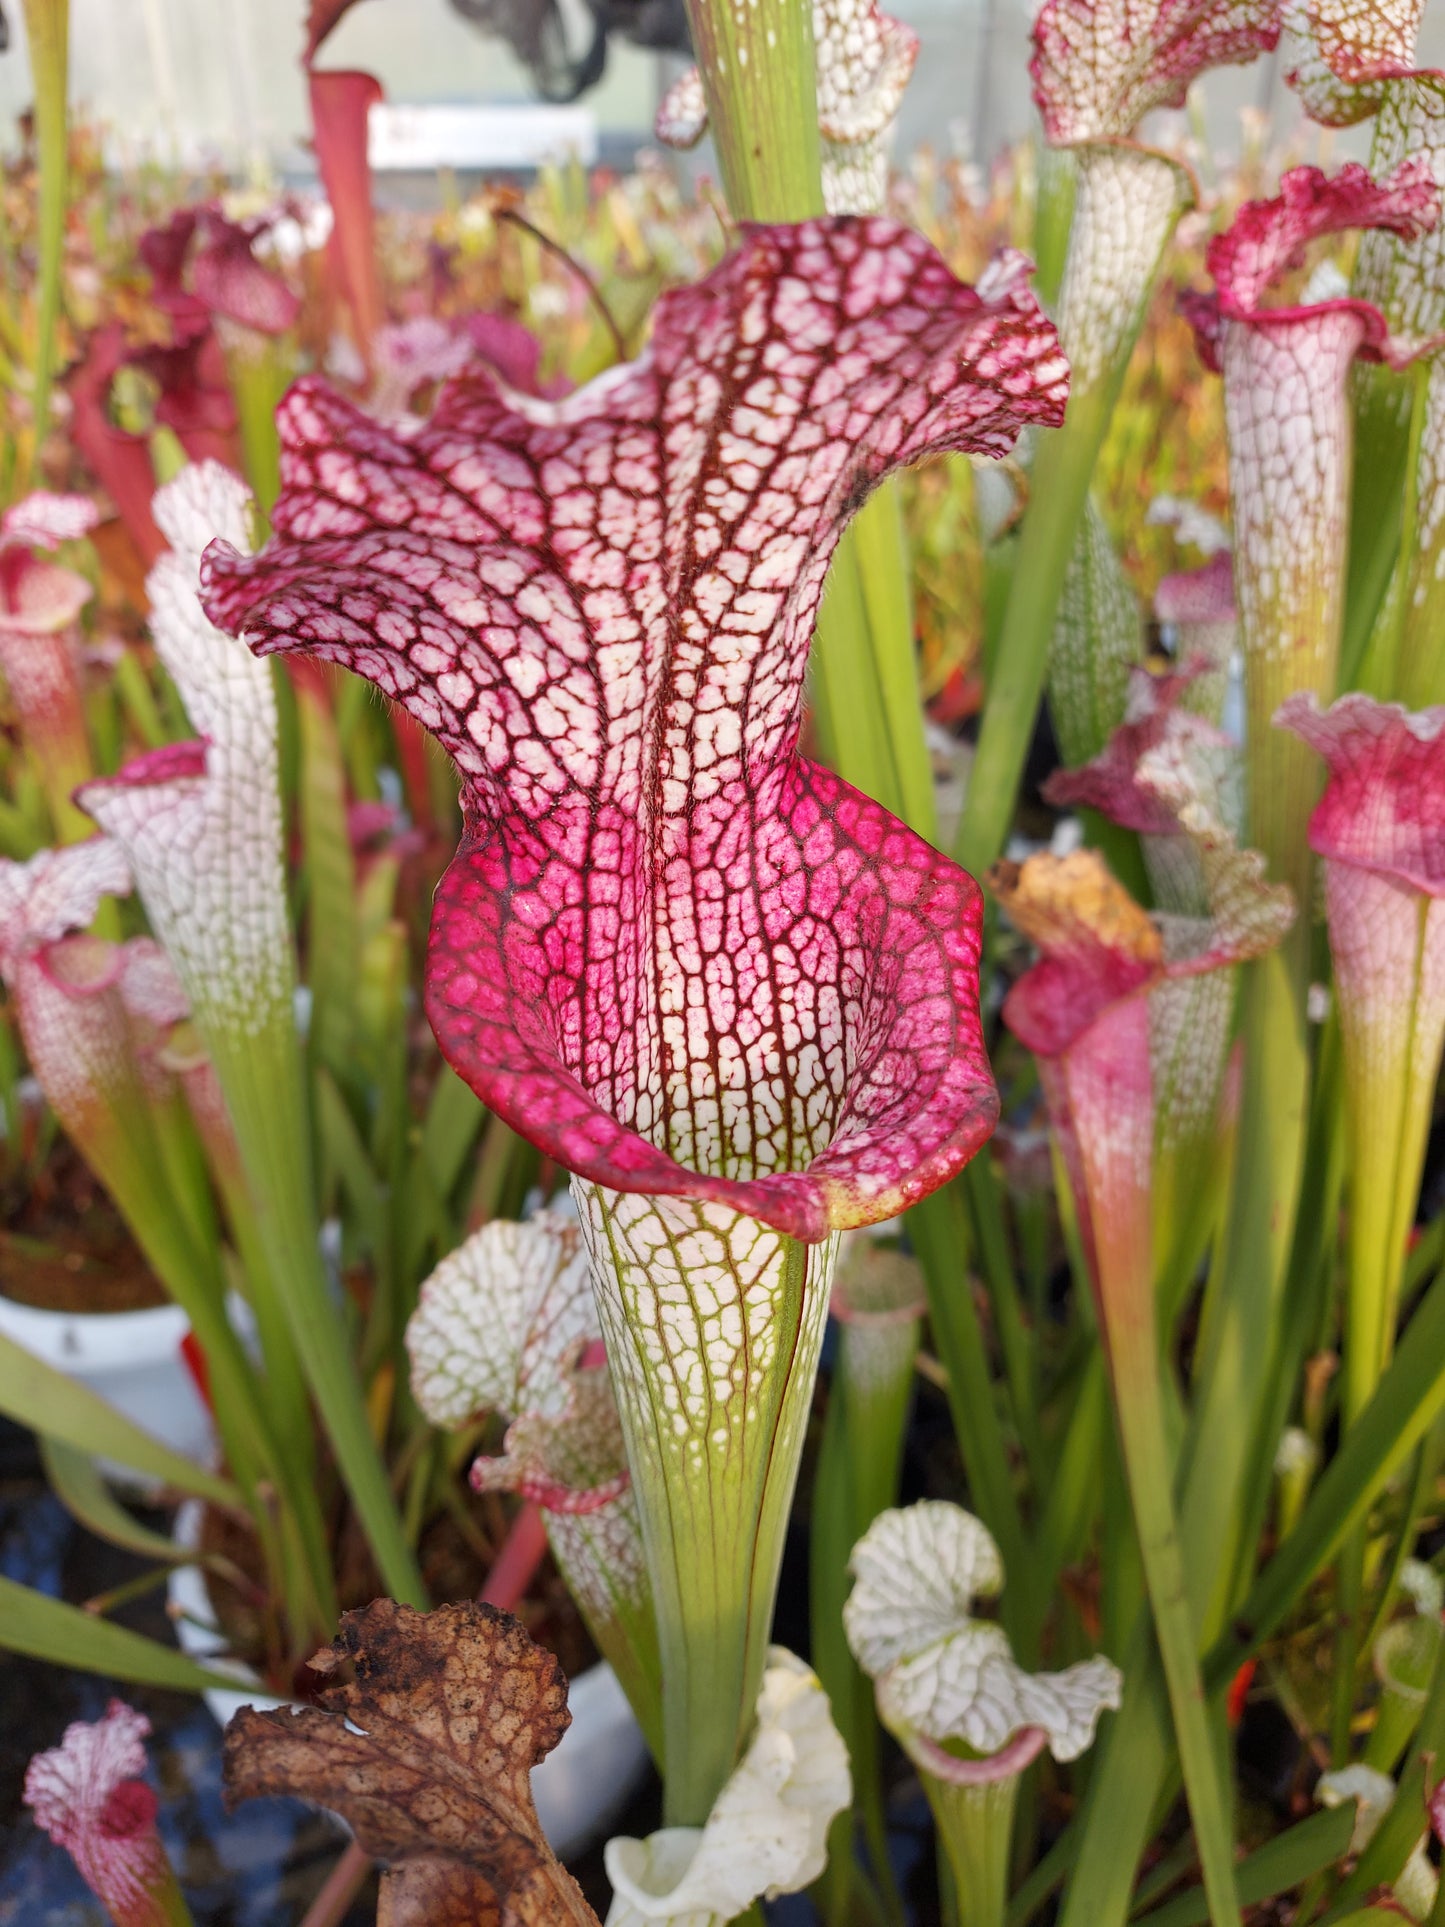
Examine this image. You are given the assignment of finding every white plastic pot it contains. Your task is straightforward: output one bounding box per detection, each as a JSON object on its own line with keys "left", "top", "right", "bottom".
{"left": 167, "top": 1502, "right": 651, "bottom": 1861}
{"left": 0, "top": 1290, "right": 214, "bottom": 1479}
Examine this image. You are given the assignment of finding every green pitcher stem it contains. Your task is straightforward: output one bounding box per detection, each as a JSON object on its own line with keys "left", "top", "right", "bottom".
{"left": 576, "top": 1181, "right": 837, "bottom": 1825}
{"left": 812, "top": 1391, "right": 898, "bottom": 1927}
{"left": 850, "top": 486, "right": 938, "bottom": 836}
{"left": 1031, "top": 144, "right": 1077, "bottom": 310}
{"left": 24, "top": 683, "right": 95, "bottom": 845}
{"left": 200, "top": 1004, "right": 427, "bottom": 1611}
{"left": 679, "top": 0, "right": 823, "bottom": 223}
{"left": 1332, "top": 894, "right": 1439, "bottom": 1758}
{"left": 1342, "top": 363, "right": 1413, "bottom": 688}
{"left": 812, "top": 1302, "right": 919, "bottom": 1925}
{"left": 1390, "top": 361, "right": 1445, "bottom": 708}
{"left": 1096, "top": 1192, "right": 1243, "bottom": 1927}
{"left": 87, "top": 1097, "right": 333, "bottom": 1644}
{"left": 134, "top": 1863, "right": 198, "bottom": 1927}
{"left": 220, "top": 327, "right": 290, "bottom": 526}
{"left": 542, "top": 1506, "right": 664, "bottom": 1762}
{"left": 953, "top": 386, "right": 1107, "bottom": 877}
{"left": 954, "top": 143, "right": 1189, "bottom": 876}
{"left": 812, "top": 534, "right": 902, "bottom": 815}
{"left": 1182, "top": 947, "right": 1310, "bottom": 1638}
{"left": 1341, "top": 899, "right": 1436, "bottom": 1434}
{"left": 926, "top": 1771, "right": 1021, "bottom": 1927}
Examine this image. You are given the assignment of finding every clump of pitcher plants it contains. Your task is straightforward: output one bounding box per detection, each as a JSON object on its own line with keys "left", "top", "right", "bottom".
{"left": 7, "top": 0, "right": 1445, "bottom": 1919}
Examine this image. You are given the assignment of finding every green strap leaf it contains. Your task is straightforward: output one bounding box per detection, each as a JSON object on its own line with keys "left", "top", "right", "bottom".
{"left": 0, "top": 1572, "right": 238, "bottom": 1692}
{"left": 298, "top": 675, "right": 362, "bottom": 1088}
{"left": 417, "top": 1065, "right": 485, "bottom": 1202}
{"left": 38, "top": 1435, "right": 203, "bottom": 1567}
{"left": 1132, "top": 1805, "right": 1356, "bottom": 1927}
{"left": 1209, "top": 1254, "right": 1445, "bottom": 1687}
{"left": 0, "top": 1327, "right": 242, "bottom": 1510}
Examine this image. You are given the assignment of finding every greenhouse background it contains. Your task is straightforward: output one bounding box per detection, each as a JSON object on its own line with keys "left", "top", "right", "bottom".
{"left": 5, "top": 0, "right": 1440, "bottom": 183}
{"left": 7, "top": 0, "right": 1445, "bottom": 1917}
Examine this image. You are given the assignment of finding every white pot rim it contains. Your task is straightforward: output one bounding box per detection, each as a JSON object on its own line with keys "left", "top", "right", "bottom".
{"left": 0, "top": 1288, "right": 191, "bottom": 1370}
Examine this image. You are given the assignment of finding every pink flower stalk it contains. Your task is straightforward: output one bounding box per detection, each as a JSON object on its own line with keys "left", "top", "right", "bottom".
{"left": 656, "top": 0, "right": 920, "bottom": 214}
{"left": 1277, "top": 692, "right": 1445, "bottom": 1417}
{"left": 1181, "top": 161, "right": 1440, "bottom": 909}
{"left": 309, "top": 70, "right": 386, "bottom": 353}
{"left": 199, "top": 218, "right": 1063, "bottom": 1822}
{"left": 1030, "top": 0, "right": 1279, "bottom": 398}
{"left": 24, "top": 1702, "right": 191, "bottom": 1927}
{"left": 0, "top": 491, "right": 99, "bottom": 837}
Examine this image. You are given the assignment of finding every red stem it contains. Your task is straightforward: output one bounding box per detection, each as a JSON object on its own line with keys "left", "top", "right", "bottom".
{"left": 297, "top": 1839, "right": 371, "bottom": 1927}
{"left": 480, "top": 1501, "right": 549, "bottom": 1611}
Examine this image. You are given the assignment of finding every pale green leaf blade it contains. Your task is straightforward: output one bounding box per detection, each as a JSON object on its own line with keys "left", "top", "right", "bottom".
{"left": 0, "top": 1573, "right": 237, "bottom": 1692}
{"left": 38, "top": 1435, "right": 197, "bottom": 1565}
{"left": 0, "top": 1327, "right": 241, "bottom": 1509}
{"left": 1134, "top": 1805, "right": 1356, "bottom": 1927}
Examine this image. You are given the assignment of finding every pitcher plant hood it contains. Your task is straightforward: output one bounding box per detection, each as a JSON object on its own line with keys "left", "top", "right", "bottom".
{"left": 845, "top": 1502, "right": 1122, "bottom": 1776}
{"left": 1031, "top": 0, "right": 1280, "bottom": 146}
{"left": 199, "top": 219, "right": 1072, "bottom": 1241}
{"left": 1181, "top": 159, "right": 1441, "bottom": 373}
{"left": 23, "top": 1703, "right": 175, "bottom": 1927}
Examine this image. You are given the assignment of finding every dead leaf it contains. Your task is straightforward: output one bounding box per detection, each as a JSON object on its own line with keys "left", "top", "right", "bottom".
{"left": 989, "top": 851, "right": 1163, "bottom": 965}
{"left": 223, "top": 1599, "right": 600, "bottom": 1927}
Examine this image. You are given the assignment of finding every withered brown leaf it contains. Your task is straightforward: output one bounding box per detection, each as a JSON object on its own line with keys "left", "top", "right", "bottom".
{"left": 223, "top": 1599, "right": 600, "bottom": 1927}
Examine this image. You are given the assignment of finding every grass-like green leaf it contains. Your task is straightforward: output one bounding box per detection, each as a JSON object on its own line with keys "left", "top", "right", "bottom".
{"left": 38, "top": 1435, "right": 207, "bottom": 1566}
{"left": 0, "top": 1327, "right": 241, "bottom": 1510}
{"left": 0, "top": 1572, "right": 237, "bottom": 1691}
{"left": 1208, "top": 1251, "right": 1445, "bottom": 1687}
{"left": 298, "top": 674, "right": 361, "bottom": 1088}
{"left": 1133, "top": 1805, "right": 1356, "bottom": 1927}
